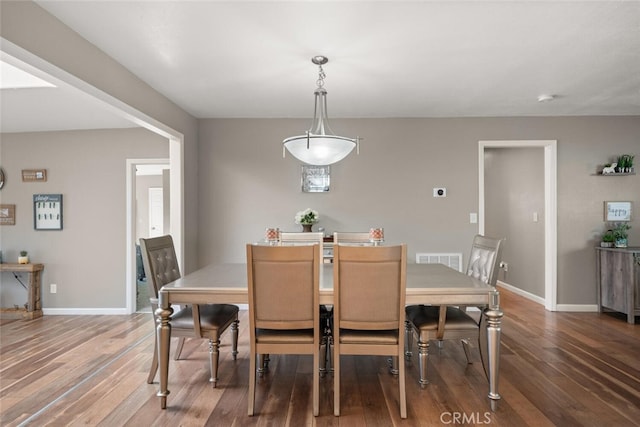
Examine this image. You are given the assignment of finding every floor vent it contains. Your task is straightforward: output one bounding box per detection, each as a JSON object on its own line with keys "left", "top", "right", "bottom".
{"left": 415, "top": 252, "right": 463, "bottom": 272}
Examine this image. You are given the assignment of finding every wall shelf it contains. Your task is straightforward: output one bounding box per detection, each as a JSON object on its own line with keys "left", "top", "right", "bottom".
{"left": 593, "top": 172, "right": 636, "bottom": 176}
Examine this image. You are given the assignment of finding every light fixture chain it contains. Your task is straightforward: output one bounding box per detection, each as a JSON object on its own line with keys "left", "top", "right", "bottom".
{"left": 316, "top": 65, "right": 326, "bottom": 89}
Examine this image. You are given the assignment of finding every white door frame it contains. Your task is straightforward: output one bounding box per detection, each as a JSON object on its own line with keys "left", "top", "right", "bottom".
{"left": 4, "top": 37, "right": 186, "bottom": 315}
{"left": 478, "top": 140, "right": 557, "bottom": 311}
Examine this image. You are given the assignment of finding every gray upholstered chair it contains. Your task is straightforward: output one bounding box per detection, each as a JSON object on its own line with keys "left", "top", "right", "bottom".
{"left": 333, "top": 244, "right": 407, "bottom": 418}
{"left": 139, "top": 235, "right": 239, "bottom": 387}
{"left": 404, "top": 234, "right": 503, "bottom": 386}
{"left": 246, "top": 243, "right": 321, "bottom": 416}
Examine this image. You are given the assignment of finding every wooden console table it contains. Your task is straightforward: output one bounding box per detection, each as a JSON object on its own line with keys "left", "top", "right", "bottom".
{"left": 0, "top": 263, "right": 44, "bottom": 319}
{"left": 596, "top": 247, "right": 640, "bottom": 324}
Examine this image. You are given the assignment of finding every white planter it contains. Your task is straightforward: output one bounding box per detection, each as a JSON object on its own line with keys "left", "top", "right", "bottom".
{"left": 18, "top": 256, "right": 29, "bottom": 264}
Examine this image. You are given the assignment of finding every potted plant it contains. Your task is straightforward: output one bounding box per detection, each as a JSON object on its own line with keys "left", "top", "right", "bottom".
{"left": 600, "top": 230, "right": 615, "bottom": 248}
{"left": 612, "top": 223, "right": 631, "bottom": 248}
{"left": 616, "top": 154, "right": 635, "bottom": 173}
{"left": 616, "top": 155, "right": 627, "bottom": 173}
{"left": 18, "top": 251, "right": 29, "bottom": 264}
{"left": 294, "top": 208, "right": 319, "bottom": 232}
{"left": 626, "top": 154, "right": 635, "bottom": 173}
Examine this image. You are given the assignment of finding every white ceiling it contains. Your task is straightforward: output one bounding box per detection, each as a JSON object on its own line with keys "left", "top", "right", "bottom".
{"left": 2, "top": 1, "right": 639, "bottom": 133}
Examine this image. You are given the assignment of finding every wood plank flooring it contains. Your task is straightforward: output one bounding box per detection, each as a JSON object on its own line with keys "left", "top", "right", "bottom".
{"left": 1, "top": 288, "right": 639, "bottom": 426}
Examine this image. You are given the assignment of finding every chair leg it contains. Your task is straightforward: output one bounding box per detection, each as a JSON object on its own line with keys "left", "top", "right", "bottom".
{"left": 417, "top": 339, "right": 430, "bottom": 387}
{"left": 461, "top": 338, "right": 473, "bottom": 363}
{"left": 313, "top": 343, "right": 320, "bottom": 416}
{"left": 333, "top": 352, "right": 340, "bottom": 416}
{"left": 404, "top": 320, "right": 413, "bottom": 359}
{"left": 257, "top": 354, "right": 266, "bottom": 378}
{"left": 208, "top": 339, "right": 220, "bottom": 388}
{"left": 248, "top": 352, "right": 256, "bottom": 416}
{"left": 389, "top": 356, "right": 399, "bottom": 375}
{"left": 147, "top": 333, "right": 159, "bottom": 384}
{"left": 398, "top": 349, "right": 407, "bottom": 419}
{"left": 174, "top": 337, "right": 186, "bottom": 361}
{"left": 231, "top": 319, "right": 239, "bottom": 360}
{"left": 320, "top": 335, "right": 328, "bottom": 378}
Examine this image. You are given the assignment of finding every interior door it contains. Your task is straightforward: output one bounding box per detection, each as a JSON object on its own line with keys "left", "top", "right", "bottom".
{"left": 148, "top": 187, "right": 164, "bottom": 237}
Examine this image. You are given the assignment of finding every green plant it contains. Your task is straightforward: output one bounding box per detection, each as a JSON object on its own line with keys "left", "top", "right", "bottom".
{"left": 612, "top": 223, "right": 631, "bottom": 240}
{"left": 617, "top": 155, "right": 628, "bottom": 169}
{"left": 602, "top": 230, "right": 615, "bottom": 242}
{"left": 20, "top": 250, "right": 27, "bottom": 257}
{"left": 294, "top": 208, "right": 319, "bottom": 225}
{"left": 626, "top": 154, "right": 634, "bottom": 168}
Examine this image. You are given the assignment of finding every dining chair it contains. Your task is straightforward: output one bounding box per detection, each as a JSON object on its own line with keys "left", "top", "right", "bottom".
{"left": 404, "top": 234, "right": 503, "bottom": 386}
{"left": 333, "top": 244, "right": 407, "bottom": 418}
{"left": 278, "top": 231, "right": 332, "bottom": 376}
{"left": 246, "top": 243, "right": 321, "bottom": 416}
{"left": 139, "top": 235, "right": 239, "bottom": 388}
{"left": 332, "top": 231, "right": 372, "bottom": 245}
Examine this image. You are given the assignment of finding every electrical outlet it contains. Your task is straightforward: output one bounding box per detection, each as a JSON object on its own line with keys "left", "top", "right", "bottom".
{"left": 433, "top": 187, "right": 447, "bottom": 197}
{"left": 50, "top": 284, "right": 57, "bottom": 294}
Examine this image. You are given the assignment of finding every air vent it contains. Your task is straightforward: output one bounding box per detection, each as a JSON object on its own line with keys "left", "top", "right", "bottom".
{"left": 415, "top": 253, "right": 463, "bottom": 272}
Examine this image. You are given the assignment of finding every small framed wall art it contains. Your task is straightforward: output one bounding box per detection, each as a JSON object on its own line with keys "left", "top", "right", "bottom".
{"left": 0, "top": 204, "right": 16, "bottom": 225}
{"left": 604, "top": 201, "right": 632, "bottom": 222}
{"left": 34, "top": 194, "right": 63, "bottom": 230}
{"left": 301, "top": 165, "right": 330, "bottom": 193}
{"left": 22, "top": 169, "right": 47, "bottom": 182}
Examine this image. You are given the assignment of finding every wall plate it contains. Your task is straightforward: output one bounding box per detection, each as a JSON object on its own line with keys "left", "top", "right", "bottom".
{"left": 433, "top": 187, "right": 447, "bottom": 197}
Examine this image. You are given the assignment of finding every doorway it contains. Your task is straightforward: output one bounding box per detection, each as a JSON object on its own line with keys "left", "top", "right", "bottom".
{"left": 478, "top": 140, "right": 557, "bottom": 311}
{"left": 127, "top": 159, "right": 170, "bottom": 313}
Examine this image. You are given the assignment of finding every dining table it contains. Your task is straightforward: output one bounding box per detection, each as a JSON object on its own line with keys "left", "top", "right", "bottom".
{"left": 155, "top": 262, "right": 504, "bottom": 411}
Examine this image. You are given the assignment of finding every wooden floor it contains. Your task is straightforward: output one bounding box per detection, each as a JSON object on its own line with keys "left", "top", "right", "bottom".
{"left": 1, "top": 288, "right": 639, "bottom": 426}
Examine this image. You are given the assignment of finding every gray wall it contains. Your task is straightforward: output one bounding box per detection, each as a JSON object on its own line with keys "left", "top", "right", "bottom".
{"left": 1, "top": 1, "right": 200, "bottom": 273}
{"left": 0, "top": 128, "right": 168, "bottom": 309}
{"left": 485, "top": 147, "right": 545, "bottom": 297}
{"left": 199, "top": 116, "right": 639, "bottom": 306}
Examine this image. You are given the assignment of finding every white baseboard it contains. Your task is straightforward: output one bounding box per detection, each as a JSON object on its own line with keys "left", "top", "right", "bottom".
{"left": 497, "top": 281, "right": 598, "bottom": 312}
{"left": 497, "top": 280, "right": 546, "bottom": 305}
{"left": 554, "top": 304, "right": 599, "bottom": 312}
{"left": 43, "top": 308, "right": 129, "bottom": 315}
{"left": 44, "top": 304, "right": 249, "bottom": 315}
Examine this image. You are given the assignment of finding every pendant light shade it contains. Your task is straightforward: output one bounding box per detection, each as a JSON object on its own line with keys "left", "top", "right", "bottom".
{"left": 283, "top": 56, "right": 359, "bottom": 166}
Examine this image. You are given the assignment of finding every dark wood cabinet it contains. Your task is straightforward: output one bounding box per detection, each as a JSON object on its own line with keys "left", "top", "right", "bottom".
{"left": 596, "top": 247, "right": 640, "bottom": 323}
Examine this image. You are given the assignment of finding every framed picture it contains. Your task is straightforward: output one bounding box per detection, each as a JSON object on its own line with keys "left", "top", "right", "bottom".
{"left": 34, "top": 194, "right": 63, "bottom": 230}
{"left": 604, "top": 201, "right": 632, "bottom": 222}
{"left": 0, "top": 204, "right": 16, "bottom": 225}
{"left": 22, "top": 169, "right": 47, "bottom": 182}
{"left": 301, "top": 165, "right": 330, "bottom": 192}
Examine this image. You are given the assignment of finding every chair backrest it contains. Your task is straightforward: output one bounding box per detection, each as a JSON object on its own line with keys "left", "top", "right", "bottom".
{"left": 139, "top": 235, "right": 181, "bottom": 300}
{"left": 333, "top": 244, "right": 407, "bottom": 330}
{"left": 246, "top": 244, "right": 320, "bottom": 330}
{"left": 333, "top": 232, "right": 371, "bottom": 244}
{"left": 466, "top": 234, "right": 503, "bottom": 286}
{"left": 279, "top": 231, "right": 323, "bottom": 253}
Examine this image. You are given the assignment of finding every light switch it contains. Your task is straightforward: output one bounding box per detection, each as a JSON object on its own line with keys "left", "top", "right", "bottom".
{"left": 470, "top": 213, "right": 478, "bottom": 224}
{"left": 533, "top": 212, "right": 539, "bottom": 222}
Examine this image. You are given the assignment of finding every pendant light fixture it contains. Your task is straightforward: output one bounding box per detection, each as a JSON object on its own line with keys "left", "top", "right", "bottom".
{"left": 283, "top": 56, "right": 359, "bottom": 165}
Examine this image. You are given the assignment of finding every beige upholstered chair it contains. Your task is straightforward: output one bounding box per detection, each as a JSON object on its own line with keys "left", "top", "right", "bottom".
{"left": 246, "top": 243, "right": 321, "bottom": 416}
{"left": 333, "top": 244, "right": 407, "bottom": 418}
{"left": 139, "top": 235, "right": 239, "bottom": 387}
{"left": 278, "top": 232, "right": 332, "bottom": 375}
{"left": 333, "top": 231, "right": 371, "bottom": 245}
{"left": 405, "top": 234, "right": 503, "bottom": 386}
